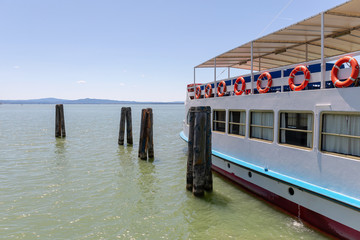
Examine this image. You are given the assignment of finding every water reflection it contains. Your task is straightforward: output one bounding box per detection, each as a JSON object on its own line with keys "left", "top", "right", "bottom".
{"left": 52, "top": 138, "right": 68, "bottom": 172}
{"left": 55, "top": 138, "right": 66, "bottom": 154}
{"left": 117, "top": 144, "right": 134, "bottom": 156}
{"left": 203, "top": 190, "right": 231, "bottom": 207}
{"left": 137, "top": 160, "right": 157, "bottom": 196}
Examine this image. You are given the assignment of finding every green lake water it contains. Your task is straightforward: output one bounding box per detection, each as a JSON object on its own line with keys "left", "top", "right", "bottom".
{"left": 0, "top": 104, "right": 329, "bottom": 239}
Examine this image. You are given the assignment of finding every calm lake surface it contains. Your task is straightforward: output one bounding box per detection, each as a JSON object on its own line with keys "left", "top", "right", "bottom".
{"left": 0, "top": 104, "right": 329, "bottom": 239}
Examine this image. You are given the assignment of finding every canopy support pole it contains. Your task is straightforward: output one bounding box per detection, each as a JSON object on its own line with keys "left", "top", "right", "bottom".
{"left": 321, "top": 12, "right": 325, "bottom": 89}
{"left": 306, "top": 43, "right": 308, "bottom": 62}
{"left": 193, "top": 67, "right": 196, "bottom": 92}
{"left": 228, "top": 67, "right": 230, "bottom": 79}
{"left": 251, "top": 41, "right": 254, "bottom": 94}
{"left": 214, "top": 58, "right": 217, "bottom": 97}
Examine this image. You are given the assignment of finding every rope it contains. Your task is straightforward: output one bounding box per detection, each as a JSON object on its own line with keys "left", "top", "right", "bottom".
{"left": 216, "top": 69, "right": 227, "bottom": 79}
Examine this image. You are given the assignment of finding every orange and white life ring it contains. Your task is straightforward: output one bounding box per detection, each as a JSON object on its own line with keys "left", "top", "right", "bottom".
{"left": 234, "top": 77, "right": 246, "bottom": 95}
{"left": 288, "top": 65, "right": 311, "bottom": 91}
{"left": 331, "top": 56, "right": 359, "bottom": 88}
{"left": 217, "top": 81, "right": 227, "bottom": 97}
{"left": 195, "top": 86, "right": 201, "bottom": 99}
{"left": 205, "top": 84, "right": 212, "bottom": 98}
{"left": 256, "top": 72, "right": 272, "bottom": 94}
{"left": 187, "top": 83, "right": 201, "bottom": 92}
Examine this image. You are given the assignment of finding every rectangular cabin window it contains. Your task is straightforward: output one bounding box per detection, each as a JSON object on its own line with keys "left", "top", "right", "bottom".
{"left": 250, "top": 111, "right": 273, "bottom": 141}
{"left": 321, "top": 113, "right": 360, "bottom": 157}
{"left": 213, "top": 110, "right": 226, "bottom": 132}
{"left": 279, "top": 112, "right": 313, "bottom": 148}
{"left": 228, "top": 110, "right": 246, "bottom": 136}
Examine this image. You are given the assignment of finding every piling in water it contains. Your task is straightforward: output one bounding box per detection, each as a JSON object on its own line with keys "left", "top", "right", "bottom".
{"left": 118, "top": 107, "right": 126, "bottom": 145}
{"left": 138, "top": 108, "right": 154, "bottom": 160}
{"left": 138, "top": 109, "right": 147, "bottom": 159}
{"left": 186, "top": 106, "right": 212, "bottom": 196}
{"left": 186, "top": 107, "right": 195, "bottom": 191}
{"left": 146, "top": 108, "right": 154, "bottom": 158}
{"left": 118, "top": 107, "right": 133, "bottom": 145}
{"left": 126, "top": 107, "right": 133, "bottom": 145}
{"left": 55, "top": 104, "right": 66, "bottom": 138}
{"left": 204, "top": 106, "right": 213, "bottom": 192}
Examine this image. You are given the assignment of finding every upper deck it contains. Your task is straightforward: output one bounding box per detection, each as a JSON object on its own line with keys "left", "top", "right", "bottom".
{"left": 188, "top": 0, "right": 360, "bottom": 99}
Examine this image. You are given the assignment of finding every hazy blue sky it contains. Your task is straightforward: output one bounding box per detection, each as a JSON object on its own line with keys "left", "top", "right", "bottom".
{"left": 0, "top": 0, "right": 345, "bottom": 101}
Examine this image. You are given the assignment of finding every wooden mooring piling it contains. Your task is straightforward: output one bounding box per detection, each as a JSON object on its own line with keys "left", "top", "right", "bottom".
{"left": 138, "top": 108, "right": 154, "bottom": 160}
{"left": 118, "top": 107, "right": 133, "bottom": 145}
{"left": 55, "top": 104, "right": 66, "bottom": 138}
{"left": 186, "top": 106, "right": 212, "bottom": 197}
{"left": 53, "top": 105, "right": 156, "bottom": 160}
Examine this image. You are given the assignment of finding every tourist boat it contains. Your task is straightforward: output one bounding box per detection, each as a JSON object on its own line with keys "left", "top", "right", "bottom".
{"left": 180, "top": 1, "right": 360, "bottom": 239}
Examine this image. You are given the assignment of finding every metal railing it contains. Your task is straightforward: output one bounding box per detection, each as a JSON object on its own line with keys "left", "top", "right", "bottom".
{"left": 188, "top": 51, "right": 360, "bottom": 100}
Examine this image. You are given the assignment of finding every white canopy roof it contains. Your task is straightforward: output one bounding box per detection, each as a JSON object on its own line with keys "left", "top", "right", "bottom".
{"left": 196, "top": 0, "right": 360, "bottom": 71}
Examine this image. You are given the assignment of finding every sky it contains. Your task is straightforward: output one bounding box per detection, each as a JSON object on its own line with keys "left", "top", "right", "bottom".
{"left": 0, "top": 0, "right": 346, "bottom": 101}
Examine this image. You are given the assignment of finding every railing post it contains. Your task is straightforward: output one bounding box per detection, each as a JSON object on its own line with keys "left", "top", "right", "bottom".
{"left": 214, "top": 58, "right": 217, "bottom": 97}
{"left": 321, "top": 12, "right": 325, "bottom": 89}
{"left": 251, "top": 41, "right": 254, "bottom": 94}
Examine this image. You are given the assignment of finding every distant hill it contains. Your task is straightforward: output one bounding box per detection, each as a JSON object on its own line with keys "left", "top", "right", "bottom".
{"left": 0, "top": 98, "right": 184, "bottom": 104}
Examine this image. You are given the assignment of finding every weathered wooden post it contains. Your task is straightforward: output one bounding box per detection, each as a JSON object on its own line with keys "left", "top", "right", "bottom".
{"left": 192, "top": 108, "right": 207, "bottom": 196}
{"left": 118, "top": 107, "right": 133, "bottom": 145}
{"left": 55, "top": 104, "right": 66, "bottom": 138}
{"left": 186, "top": 107, "right": 195, "bottom": 191}
{"left": 186, "top": 106, "right": 212, "bottom": 196}
{"left": 204, "top": 106, "right": 213, "bottom": 191}
{"left": 146, "top": 108, "right": 154, "bottom": 158}
{"left": 126, "top": 107, "right": 133, "bottom": 145}
{"left": 138, "top": 108, "right": 154, "bottom": 160}
{"left": 138, "top": 109, "right": 148, "bottom": 159}
{"left": 118, "top": 107, "right": 126, "bottom": 145}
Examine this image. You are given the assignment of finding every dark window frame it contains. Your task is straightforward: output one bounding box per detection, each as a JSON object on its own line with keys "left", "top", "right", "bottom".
{"left": 228, "top": 110, "right": 246, "bottom": 137}
{"left": 278, "top": 111, "right": 314, "bottom": 149}
{"left": 213, "top": 109, "right": 226, "bottom": 133}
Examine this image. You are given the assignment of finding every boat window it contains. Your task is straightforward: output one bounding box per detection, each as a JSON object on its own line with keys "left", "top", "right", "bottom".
{"left": 213, "top": 110, "right": 226, "bottom": 132}
{"left": 321, "top": 113, "right": 360, "bottom": 157}
{"left": 279, "top": 112, "right": 313, "bottom": 148}
{"left": 228, "top": 110, "right": 246, "bottom": 136}
{"left": 250, "top": 111, "right": 274, "bottom": 141}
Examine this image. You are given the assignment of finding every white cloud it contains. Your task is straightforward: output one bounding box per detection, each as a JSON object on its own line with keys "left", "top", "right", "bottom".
{"left": 141, "top": 74, "right": 145, "bottom": 78}
{"left": 119, "top": 82, "right": 125, "bottom": 86}
{"left": 13, "top": 65, "right": 20, "bottom": 69}
{"left": 77, "top": 80, "right": 86, "bottom": 84}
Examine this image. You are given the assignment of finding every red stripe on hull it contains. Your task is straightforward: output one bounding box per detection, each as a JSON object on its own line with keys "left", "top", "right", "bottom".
{"left": 212, "top": 165, "right": 360, "bottom": 240}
